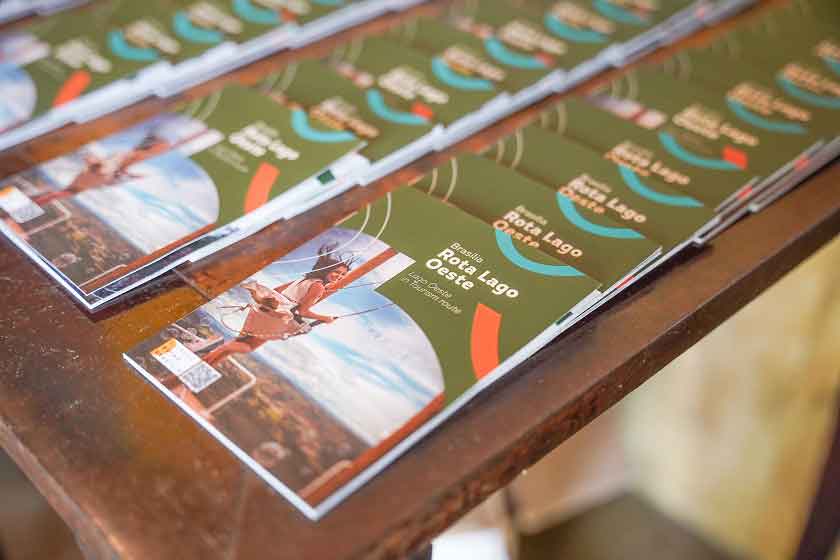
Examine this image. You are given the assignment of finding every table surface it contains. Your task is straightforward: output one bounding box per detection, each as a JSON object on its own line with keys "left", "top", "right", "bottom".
{"left": 1, "top": 1, "right": 838, "bottom": 559}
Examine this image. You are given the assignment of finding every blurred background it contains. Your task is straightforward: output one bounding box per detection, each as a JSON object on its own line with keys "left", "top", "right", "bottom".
{"left": 2, "top": 237, "right": 838, "bottom": 559}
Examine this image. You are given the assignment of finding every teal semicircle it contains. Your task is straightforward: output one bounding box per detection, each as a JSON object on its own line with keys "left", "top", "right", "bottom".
{"left": 107, "top": 30, "right": 159, "bottom": 62}
{"left": 658, "top": 131, "right": 740, "bottom": 170}
{"left": 618, "top": 165, "right": 703, "bottom": 207}
{"left": 365, "top": 89, "right": 428, "bottom": 126}
{"left": 777, "top": 76, "right": 840, "bottom": 110}
{"left": 726, "top": 98, "right": 806, "bottom": 134}
{"left": 593, "top": 0, "right": 647, "bottom": 25}
{"left": 821, "top": 56, "right": 840, "bottom": 78}
{"left": 291, "top": 109, "right": 356, "bottom": 143}
{"left": 544, "top": 13, "right": 607, "bottom": 44}
{"left": 494, "top": 230, "right": 586, "bottom": 277}
{"left": 431, "top": 57, "right": 494, "bottom": 91}
{"left": 484, "top": 37, "right": 547, "bottom": 70}
{"left": 556, "top": 193, "right": 645, "bottom": 238}
{"left": 173, "top": 11, "right": 223, "bottom": 44}
{"left": 233, "top": 0, "right": 280, "bottom": 25}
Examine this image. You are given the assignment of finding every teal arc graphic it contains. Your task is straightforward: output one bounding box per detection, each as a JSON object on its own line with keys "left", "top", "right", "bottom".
{"left": 291, "top": 109, "right": 356, "bottom": 143}
{"left": 556, "top": 193, "right": 645, "bottom": 239}
{"left": 726, "top": 98, "right": 807, "bottom": 134}
{"left": 543, "top": 13, "right": 607, "bottom": 44}
{"left": 821, "top": 55, "right": 840, "bottom": 78}
{"left": 232, "top": 0, "right": 280, "bottom": 25}
{"left": 494, "top": 230, "right": 586, "bottom": 277}
{"left": 173, "top": 11, "right": 224, "bottom": 44}
{"left": 617, "top": 165, "right": 703, "bottom": 207}
{"left": 107, "top": 31, "right": 159, "bottom": 62}
{"left": 777, "top": 76, "right": 840, "bottom": 110}
{"left": 658, "top": 131, "right": 740, "bottom": 170}
{"left": 484, "top": 37, "right": 547, "bottom": 70}
{"left": 365, "top": 89, "right": 429, "bottom": 126}
{"left": 592, "top": 0, "right": 648, "bottom": 26}
{"left": 431, "top": 57, "right": 494, "bottom": 91}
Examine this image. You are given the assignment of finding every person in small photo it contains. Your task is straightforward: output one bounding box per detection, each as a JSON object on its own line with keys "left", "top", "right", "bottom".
{"left": 202, "top": 244, "right": 354, "bottom": 366}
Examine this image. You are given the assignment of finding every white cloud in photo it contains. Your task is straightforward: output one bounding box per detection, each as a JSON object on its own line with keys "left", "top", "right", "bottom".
{"left": 75, "top": 152, "right": 219, "bottom": 254}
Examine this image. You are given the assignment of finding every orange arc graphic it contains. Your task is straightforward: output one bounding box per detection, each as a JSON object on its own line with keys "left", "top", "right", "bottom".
{"left": 243, "top": 162, "right": 280, "bottom": 213}
{"left": 52, "top": 70, "right": 91, "bottom": 107}
{"left": 470, "top": 303, "right": 502, "bottom": 380}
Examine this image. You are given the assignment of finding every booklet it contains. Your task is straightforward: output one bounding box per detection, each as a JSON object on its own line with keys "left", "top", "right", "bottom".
{"left": 258, "top": 57, "right": 439, "bottom": 179}
{"left": 0, "top": 0, "right": 186, "bottom": 134}
{"left": 662, "top": 33, "right": 840, "bottom": 139}
{"left": 445, "top": 0, "right": 608, "bottom": 86}
{"left": 410, "top": 153, "right": 661, "bottom": 292}
{"left": 0, "top": 0, "right": 425, "bottom": 152}
{"left": 518, "top": 0, "right": 701, "bottom": 64}
{"left": 389, "top": 15, "right": 557, "bottom": 94}
{"left": 481, "top": 123, "right": 718, "bottom": 251}
{"left": 591, "top": 67, "right": 831, "bottom": 207}
{"left": 535, "top": 96, "right": 761, "bottom": 218}
{"left": 656, "top": 27, "right": 840, "bottom": 210}
{"left": 0, "top": 84, "right": 364, "bottom": 309}
{"left": 328, "top": 34, "right": 502, "bottom": 128}
{"left": 123, "top": 186, "right": 601, "bottom": 520}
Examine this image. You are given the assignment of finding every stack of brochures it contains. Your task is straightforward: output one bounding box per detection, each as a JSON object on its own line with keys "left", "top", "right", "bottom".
{"left": 0, "top": 0, "right": 757, "bottom": 309}
{"left": 0, "top": 0, "right": 426, "bottom": 151}
{"left": 4, "top": 0, "right": 837, "bottom": 522}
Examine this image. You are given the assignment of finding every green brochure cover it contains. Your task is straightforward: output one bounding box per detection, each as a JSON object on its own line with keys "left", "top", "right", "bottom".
{"left": 520, "top": 0, "right": 695, "bottom": 42}
{"left": 109, "top": 0, "right": 354, "bottom": 63}
{"left": 411, "top": 154, "right": 660, "bottom": 287}
{"left": 165, "top": 1, "right": 252, "bottom": 62}
{"left": 483, "top": 123, "right": 716, "bottom": 250}
{"left": 123, "top": 186, "right": 600, "bottom": 517}
{"left": 447, "top": 0, "right": 605, "bottom": 74}
{"left": 0, "top": 85, "right": 361, "bottom": 295}
{"left": 661, "top": 36, "right": 840, "bottom": 138}
{"left": 0, "top": 0, "right": 183, "bottom": 131}
{"left": 328, "top": 35, "right": 499, "bottom": 126}
{"left": 259, "top": 58, "right": 435, "bottom": 162}
{"left": 535, "top": 97, "right": 758, "bottom": 211}
{"left": 594, "top": 67, "right": 827, "bottom": 180}
{"left": 390, "top": 15, "right": 555, "bottom": 93}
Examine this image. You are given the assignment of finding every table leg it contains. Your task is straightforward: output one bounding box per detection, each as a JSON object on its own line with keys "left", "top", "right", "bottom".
{"left": 794, "top": 396, "right": 840, "bottom": 560}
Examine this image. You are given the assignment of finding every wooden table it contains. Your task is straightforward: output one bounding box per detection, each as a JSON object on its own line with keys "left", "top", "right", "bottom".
{"left": 0, "top": 2, "right": 838, "bottom": 559}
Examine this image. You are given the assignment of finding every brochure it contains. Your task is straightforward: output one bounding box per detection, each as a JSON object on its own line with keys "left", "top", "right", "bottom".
{"left": 519, "top": 0, "right": 701, "bottom": 64}
{"left": 446, "top": 0, "right": 606, "bottom": 86}
{"left": 389, "top": 15, "right": 557, "bottom": 94}
{"left": 657, "top": 29, "right": 840, "bottom": 211}
{"left": 258, "top": 58, "right": 440, "bottom": 175}
{"left": 0, "top": 0, "right": 185, "bottom": 134}
{"left": 592, "top": 67, "right": 831, "bottom": 207}
{"left": 481, "top": 123, "right": 719, "bottom": 250}
{"left": 0, "top": 0, "right": 426, "bottom": 152}
{"left": 410, "top": 153, "right": 661, "bottom": 291}
{"left": 328, "top": 35, "right": 501, "bottom": 127}
{"left": 535, "top": 96, "right": 760, "bottom": 216}
{"left": 0, "top": 84, "right": 364, "bottom": 309}
{"left": 123, "top": 186, "right": 601, "bottom": 520}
